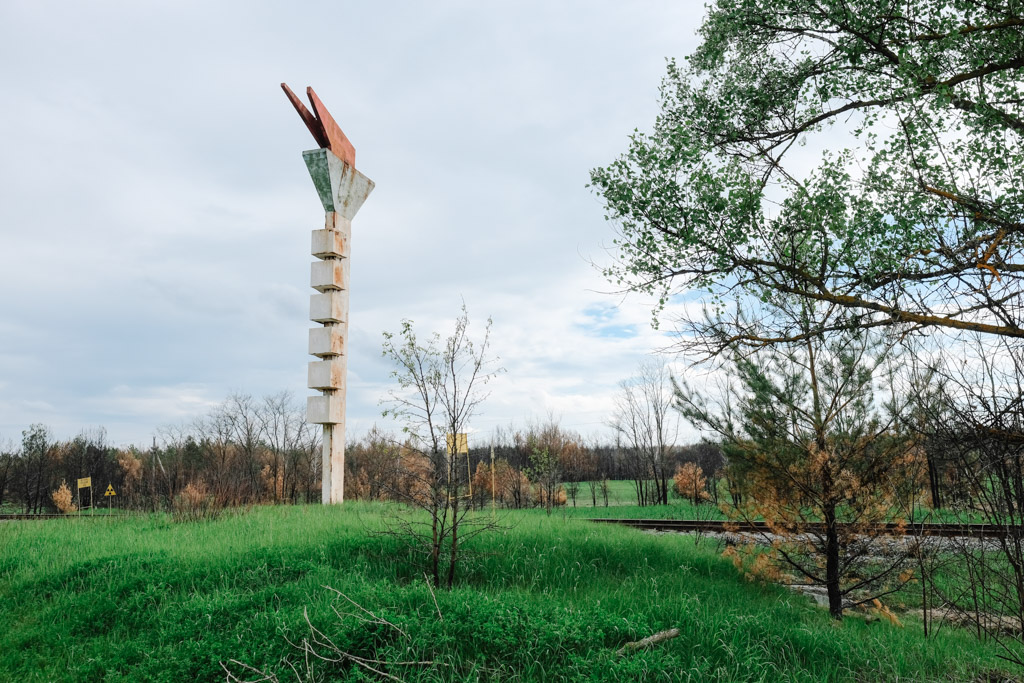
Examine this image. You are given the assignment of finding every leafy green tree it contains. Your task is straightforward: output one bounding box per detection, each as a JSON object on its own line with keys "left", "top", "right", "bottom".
{"left": 517, "top": 418, "right": 578, "bottom": 513}
{"left": 0, "top": 439, "right": 13, "bottom": 509}
{"left": 526, "top": 447, "right": 560, "bottom": 515}
{"left": 17, "top": 424, "right": 53, "bottom": 514}
{"left": 591, "top": 0, "right": 1024, "bottom": 349}
{"left": 381, "top": 306, "right": 502, "bottom": 587}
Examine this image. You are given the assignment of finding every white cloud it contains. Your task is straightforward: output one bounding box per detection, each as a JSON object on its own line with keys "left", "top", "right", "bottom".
{"left": 0, "top": 0, "right": 706, "bottom": 447}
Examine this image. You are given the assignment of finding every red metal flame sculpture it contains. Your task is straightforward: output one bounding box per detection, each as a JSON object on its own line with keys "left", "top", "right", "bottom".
{"left": 281, "top": 83, "right": 357, "bottom": 168}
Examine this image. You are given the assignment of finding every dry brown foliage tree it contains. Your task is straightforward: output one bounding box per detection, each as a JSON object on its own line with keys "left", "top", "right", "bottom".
{"left": 470, "top": 461, "right": 492, "bottom": 509}
{"left": 51, "top": 480, "right": 76, "bottom": 514}
{"left": 497, "top": 458, "right": 532, "bottom": 509}
{"left": 676, "top": 315, "right": 922, "bottom": 619}
{"left": 468, "top": 457, "right": 535, "bottom": 511}
{"left": 533, "top": 482, "right": 566, "bottom": 509}
{"left": 344, "top": 426, "right": 405, "bottom": 501}
{"left": 673, "top": 463, "right": 710, "bottom": 504}
{"left": 172, "top": 480, "right": 219, "bottom": 522}
{"left": 116, "top": 450, "right": 142, "bottom": 506}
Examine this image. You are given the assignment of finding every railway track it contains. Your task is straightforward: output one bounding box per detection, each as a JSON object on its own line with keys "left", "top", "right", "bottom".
{"left": 3, "top": 513, "right": 1013, "bottom": 539}
{"left": 0, "top": 513, "right": 127, "bottom": 521}
{"left": 589, "top": 518, "right": 1021, "bottom": 539}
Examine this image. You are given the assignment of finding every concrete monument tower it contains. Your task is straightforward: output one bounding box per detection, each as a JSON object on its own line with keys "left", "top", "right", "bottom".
{"left": 282, "top": 83, "right": 374, "bottom": 504}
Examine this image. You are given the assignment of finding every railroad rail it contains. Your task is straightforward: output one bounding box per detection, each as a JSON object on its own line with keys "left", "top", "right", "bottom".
{"left": 589, "top": 518, "right": 1022, "bottom": 539}
{"left": 0, "top": 513, "right": 127, "bottom": 521}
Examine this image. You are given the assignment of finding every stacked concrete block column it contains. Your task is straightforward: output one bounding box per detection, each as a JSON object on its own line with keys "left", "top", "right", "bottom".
{"left": 302, "top": 148, "right": 374, "bottom": 504}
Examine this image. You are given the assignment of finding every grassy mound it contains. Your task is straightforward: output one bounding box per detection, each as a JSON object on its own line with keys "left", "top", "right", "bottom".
{"left": 0, "top": 504, "right": 1012, "bottom": 681}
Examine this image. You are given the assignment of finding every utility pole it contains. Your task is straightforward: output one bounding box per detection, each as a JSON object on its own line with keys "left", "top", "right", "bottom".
{"left": 490, "top": 445, "right": 496, "bottom": 518}
{"left": 282, "top": 84, "right": 374, "bottom": 504}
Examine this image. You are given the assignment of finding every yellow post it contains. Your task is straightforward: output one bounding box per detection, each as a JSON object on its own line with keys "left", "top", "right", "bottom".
{"left": 447, "top": 433, "right": 471, "bottom": 500}
{"left": 490, "top": 446, "right": 496, "bottom": 519}
{"left": 77, "top": 477, "right": 92, "bottom": 515}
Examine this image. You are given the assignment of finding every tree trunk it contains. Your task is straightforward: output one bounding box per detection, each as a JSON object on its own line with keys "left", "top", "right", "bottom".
{"left": 926, "top": 453, "right": 942, "bottom": 509}
{"left": 446, "top": 500, "right": 459, "bottom": 589}
{"left": 430, "top": 508, "right": 441, "bottom": 587}
{"left": 659, "top": 452, "right": 669, "bottom": 505}
{"left": 824, "top": 505, "right": 843, "bottom": 620}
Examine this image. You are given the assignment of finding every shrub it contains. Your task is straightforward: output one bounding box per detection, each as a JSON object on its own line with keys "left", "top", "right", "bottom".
{"left": 534, "top": 483, "right": 566, "bottom": 508}
{"left": 51, "top": 480, "right": 77, "bottom": 514}
{"left": 673, "top": 463, "right": 710, "bottom": 504}
{"left": 172, "top": 481, "right": 219, "bottom": 522}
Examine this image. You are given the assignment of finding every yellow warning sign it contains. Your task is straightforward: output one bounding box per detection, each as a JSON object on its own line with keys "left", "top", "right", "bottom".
{"left": 104, "top": 485, "right": 116, "bottom": 497}
{"left": 446, "top": 433, "right": 468, "bottom": 455}
{"left": 77, "top": 477, "right": 91, "bottom": 489}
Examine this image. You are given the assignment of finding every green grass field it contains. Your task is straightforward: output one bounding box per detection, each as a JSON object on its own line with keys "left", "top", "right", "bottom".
{"left": 0, "top": 504, "right": 1015, "bottom": 682}
{"left": 518, "top": 479, "right": 728, "bottom": 519}
{"left": 560, "top": 479, "right": 725, "bottom": 511}
{"left": 562, "top": 478, "right": 650, "bottom": 506}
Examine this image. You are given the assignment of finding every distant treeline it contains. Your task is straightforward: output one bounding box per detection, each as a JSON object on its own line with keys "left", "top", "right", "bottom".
{"left": 0, "top": 392, "right": 322, "bottom": 513}
{"left": 0, "top": 392, "right": 726, "bottom": 514}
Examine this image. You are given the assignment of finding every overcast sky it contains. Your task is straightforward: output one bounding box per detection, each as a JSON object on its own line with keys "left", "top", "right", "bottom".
{"left": 0, "top": 1, "right": 707, "bottom": 448}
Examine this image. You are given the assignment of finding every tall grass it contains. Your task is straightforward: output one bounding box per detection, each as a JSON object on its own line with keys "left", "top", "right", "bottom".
{"left": 0, "top": 504, "right": 1013, "bottom": 681}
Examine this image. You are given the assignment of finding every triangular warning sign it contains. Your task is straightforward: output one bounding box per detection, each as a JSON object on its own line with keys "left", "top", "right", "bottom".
{"left": 104, "top": 484, "right": 116, "bottom": 496}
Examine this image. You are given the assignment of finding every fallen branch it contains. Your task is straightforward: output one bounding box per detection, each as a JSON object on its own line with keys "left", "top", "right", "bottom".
{"left": 615, "top": 628, "right": 681, "bottom": 656}
{"left": 322, "top": 585, "right": 410, "bottom": 639}
{"left": 424, "top": 573, "right": 443, "bottom": 621}
{"left": 222, "top": 658, "right": 278, "bottom": 683}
